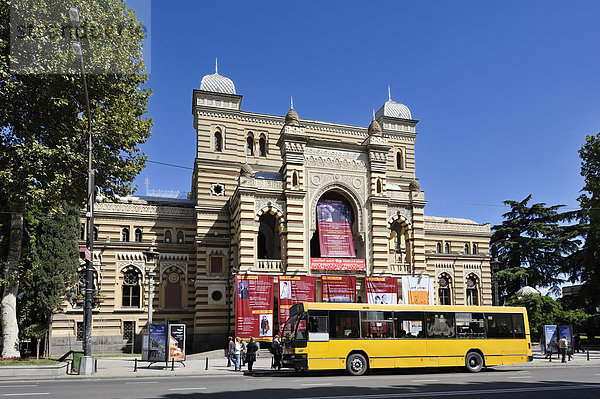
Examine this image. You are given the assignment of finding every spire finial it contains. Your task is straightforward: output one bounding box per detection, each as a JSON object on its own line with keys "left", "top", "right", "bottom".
{"left": 215, "top": 57, "right": 218, "bottom": 74}
{"left": 388, "top": 85, "right": 391, "bottom": 100}
{"left": 290, "top": 96, "right": 294, "bottom": 110}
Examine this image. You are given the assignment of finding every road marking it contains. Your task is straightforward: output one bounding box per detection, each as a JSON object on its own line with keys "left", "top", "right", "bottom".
{"left": 0, "top": 386, "right": 38, "bottom": 389}
{"left": 125, "top": 381, "right": 158, "bottom": 384}
{"left": 508, "top": 376, "right": 530, "bottom": 379}
{"left": 2, "top": 394, "right": 50, "bottom": 397}
{"left": 168, "top": 387, "right": 207, "bottom": 391}
{"left": 291, "top": 384, "right": 600, "bottom": 399}
{"left": 413, "top": 379, "right": 439, "bottom": 383}
{"left": 301, "top": 383, "right": 334, "bottom": 386}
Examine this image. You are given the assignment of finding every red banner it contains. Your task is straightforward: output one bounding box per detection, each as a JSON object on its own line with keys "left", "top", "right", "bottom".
{"left": 310, "top": 258, "right": 366, "bottom": 271}
{"left": 366, "top": 277, "right": 398, "bottom": 304}
{"left": 321, "top": 275, "right": 356, "bottom": 303}
{"left": 235, "top": 274, "right": 274, "bottom": 341}
{"left": 278, "top": 276, "right": 316, "bottom": 327}
{"left": 317, "top": 199, "right": 356, "bottom": 257}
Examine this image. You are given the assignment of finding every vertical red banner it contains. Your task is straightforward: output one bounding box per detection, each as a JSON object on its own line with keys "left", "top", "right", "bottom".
{"left": 366, "top": 277, "right": 398, "bottom": 304}
{"left": 278, "top": 276, "right": 316, "bottom": 326}
{"left": 317, "top": 199, "right": 356, "bottom": 257}
{"left": 235, "top": 274, "right": 274, "bottom": 341}
{"left": 321, "top": 275, "right": 356, "bottom": 303}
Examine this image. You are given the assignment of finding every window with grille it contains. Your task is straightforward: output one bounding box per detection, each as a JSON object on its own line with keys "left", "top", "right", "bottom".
{"left": 210, "top": 256, "right": 223, "bottom": 274}
{"left": 122, "top": 270, "right": 141, "bottom": 307}
{"left": 123, "top": 321, "right": 135, "bottom": 341}
{"left": 76, "top": 322, "right": 84, "bottom": 341}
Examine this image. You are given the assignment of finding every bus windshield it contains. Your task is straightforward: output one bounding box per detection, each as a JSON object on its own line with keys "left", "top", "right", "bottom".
{"left": 282, "top": 312, "right": 307, "bottom": 346}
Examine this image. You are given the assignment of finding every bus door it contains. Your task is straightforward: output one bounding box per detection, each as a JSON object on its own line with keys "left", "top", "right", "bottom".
{"left": 307, "top": 310, "right": 331, "bottom": 369}
{"left": 394, "top": 312, "right": 430, "bottom": 368}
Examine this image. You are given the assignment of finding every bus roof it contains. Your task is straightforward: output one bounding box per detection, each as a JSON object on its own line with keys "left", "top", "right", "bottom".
{"left": 297, "top": 302, "right": 526, "bottom": 313}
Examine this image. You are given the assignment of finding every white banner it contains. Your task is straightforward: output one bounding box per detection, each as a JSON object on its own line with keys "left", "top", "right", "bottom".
{"left": 401, "top": 276, "right": 434, "bottom": 305}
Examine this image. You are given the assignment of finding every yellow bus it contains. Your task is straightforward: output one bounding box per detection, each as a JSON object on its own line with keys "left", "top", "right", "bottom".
{"left": 281, "top": 302, "right": 532, "bottom": 375}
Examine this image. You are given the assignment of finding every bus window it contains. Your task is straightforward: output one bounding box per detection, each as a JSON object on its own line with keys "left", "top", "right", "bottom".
{"left": 511, "top": 313, "right": 526, "bottom": 338}
{"left": 456, "top": 312, "right": 486, "bottom": 338}
{"left": 360, "top": 311, "right": 394, "bottom": 338}
{"left": 329, "top": 311, "right": 359, "bottom": 339}
{"left": 426, "top": 312, "right": 456, "bottom": 338}
{"left": 486, "top": 313, "right": 513, "bottom": 338}
{"left": 308, "top": 310, "right": 329, "bottom": 342}
{"left": 394, "top": 312, "right": 425, "bottom": 338}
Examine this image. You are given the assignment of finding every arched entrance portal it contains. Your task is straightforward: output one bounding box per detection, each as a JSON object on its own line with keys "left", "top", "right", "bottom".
{"left": 388, "top": 216, "right": 412, "bottom": 273}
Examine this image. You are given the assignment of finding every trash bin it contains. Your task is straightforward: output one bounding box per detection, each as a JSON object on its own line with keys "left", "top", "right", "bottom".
{"left": 72, "top": 350, "right": 84, "bottom": 373}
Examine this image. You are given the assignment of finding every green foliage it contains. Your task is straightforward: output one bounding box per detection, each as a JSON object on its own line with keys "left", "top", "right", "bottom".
{"left": 491, "top": 195, "right": 579, "bottom": 301}
{"left": 23, "top": 324, "right": 47, "bottom": 340}
{"left": 564, "top": 133, "right": 600, "bottom": 311}
{"left": 507, "top": 295, "right": 593, "bottom": 340}
{"left": 18, "top": 205, "right": 79, "bottom": 328}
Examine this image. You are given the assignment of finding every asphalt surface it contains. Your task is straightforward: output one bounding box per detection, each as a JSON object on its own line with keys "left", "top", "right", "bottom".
{"left": 1, "top": 364, "right": 599, "bottom": 398}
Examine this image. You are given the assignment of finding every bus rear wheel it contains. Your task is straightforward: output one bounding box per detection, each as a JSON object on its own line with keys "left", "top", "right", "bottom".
{"left": 465, "top": 351, "right": 483, "bottom": 373}
{"left": 346, "top": 353, "right": 367, "bottom": 376}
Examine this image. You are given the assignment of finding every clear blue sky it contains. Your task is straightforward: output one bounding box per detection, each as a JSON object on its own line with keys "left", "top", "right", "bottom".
{"left": 129, "top": 0, "right": 599, "bottom": 228}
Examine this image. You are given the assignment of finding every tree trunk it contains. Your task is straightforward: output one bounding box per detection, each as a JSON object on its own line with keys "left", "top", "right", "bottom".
{"left": 1, "top": 199, "right": 24, "bottom": 358}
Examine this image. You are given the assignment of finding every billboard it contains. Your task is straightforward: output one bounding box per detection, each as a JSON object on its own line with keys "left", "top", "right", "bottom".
{"left": 235, "top": 274, "right": 274, "bottom": 341}
{"left": 366, "top": 277, "right": 398, "bottom": 304}
{"left": 278, "top": 276, "right": 316, "bottom": 327}
{"left": 310, "top": 258, "right": 366, "bottom": 271}
{"left": 148, "top": 324, "right": 167, "bottom": 362}
{"left": 401, "top": 276, "right": 434, "bottom": 305}
{"left": 317, "top": 199, "right": 355, "bottom": 257}
{"left": 321, "top": 275, "right": 356, "bottom": 303}
{"left": 168, "top": 323, "right": 186, "bottom": 361}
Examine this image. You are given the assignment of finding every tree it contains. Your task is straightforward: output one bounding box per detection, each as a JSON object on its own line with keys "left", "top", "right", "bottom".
{"left": 0, "top": 0, "right": 152, "bottom": 357}
{"left": 491, "top": 195, "right": 579, "bottom": 302}
{"left": 564, "top": 133, "right": 600, "bottom": 312}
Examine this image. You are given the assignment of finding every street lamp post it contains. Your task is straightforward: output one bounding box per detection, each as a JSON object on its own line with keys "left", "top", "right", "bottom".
{"left": 491, "top": 258, "right": 501, "bottom": 306}
{"left": 70, "top": 8, "right": 95, "bottom": 374}
{"left": 143, "top": 247, "right": 160, "bottom": 325}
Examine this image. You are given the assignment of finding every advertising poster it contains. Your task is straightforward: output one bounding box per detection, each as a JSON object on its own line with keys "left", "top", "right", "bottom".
{"left": 235, "top": 274, "right": 274, "bottom": 341}
{"left": 558, "top": 325, "right": 573, "bottom": 354}
{"left": 168, "top": 323, "right": 186, "bottom": 361}
{"left": 278, "top": 276, "right": 316, "bottom": 326}
{"left": 366, "top": 277, "right": 398, "bottom": 304}
{"left": 310, "top": 258, "right": 366, "bottom": 271}
{"left": 321, "top": 275, "right": 356, "bottom": 303}
{"left": 148, "top": 324, "right": 167, "bottom": 362}
{"left": 544, "top": 325, "right": 558, "bottom": 354}
{"left": 317, "top": 199, "right": 356, "bottom": 257}
{"left": 401, "top": 276, "right": 434, "bottom": 305}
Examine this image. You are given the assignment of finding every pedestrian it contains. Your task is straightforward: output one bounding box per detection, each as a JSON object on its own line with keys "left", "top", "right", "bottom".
{"left": 241, "top": 339, "right": 247, "bottom": 366}
{"left": 234, "top": 337, "right": 242, "bottom": 371}
{"left": 559, "top": 335, "right": 568, "bottom": 363}
{"left": 271, "top": 334, "right": 282, "bottom": 370}
{"left": 227, "top": 336, "right": 234, "bottom": 367}
{"left": 246, "top": 337, "right": 259, "bottom": 373}
{"left": 573, "top": 334, "right": 581, "bottom": 353}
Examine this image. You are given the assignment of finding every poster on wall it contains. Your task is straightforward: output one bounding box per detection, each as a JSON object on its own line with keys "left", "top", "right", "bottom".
{"left": 310, "top": 258, "right": 366, "bottom": 271}
{"left": 317, "top": 199, "right": 356, "bottom": 257}
{"left": 235, "top": 274, "right": 274, "bottom": 341}
{"left": 366, "top": 277, "right": 398, "bottom": 304}
{"left": 544, "top": 325, "right": 558, "bottom": 354}
{"left": 401, "top": 276, "right": 434, "bottom": 305}
{"left": 321, "top": 275, "right": 356, "bottom": 303}
{"left": 148, "top": 324, "right": 167, "bottom": 362}
{"left": 168, "top": 323, "right": 186, "bottom": 361}
{"left": 278, "top": 276, "right": 316, "bottom": 326}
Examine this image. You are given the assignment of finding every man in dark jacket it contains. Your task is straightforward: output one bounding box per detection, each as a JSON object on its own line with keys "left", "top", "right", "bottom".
{"left": 246, "top": 337, "right": 259, "bottom": 372}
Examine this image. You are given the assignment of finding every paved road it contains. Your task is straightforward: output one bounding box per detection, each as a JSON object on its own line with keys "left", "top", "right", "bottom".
{"left": 1, "top": 365, "right": 599, "bottom": 399}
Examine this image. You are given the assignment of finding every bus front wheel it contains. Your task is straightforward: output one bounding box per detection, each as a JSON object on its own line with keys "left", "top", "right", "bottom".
{"left": 347, "top": 353, "right": 368, "bottom": 376}
{"left": 465, "top": 351, "right": 483, "bottom": 373}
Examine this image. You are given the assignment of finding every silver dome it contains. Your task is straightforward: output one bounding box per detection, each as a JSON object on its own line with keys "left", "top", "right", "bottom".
{"left": 200, "top": 73, "right": 236, "bottom": 95}
{"left": 375, "top": 99, "right": 411, "bottom": 120}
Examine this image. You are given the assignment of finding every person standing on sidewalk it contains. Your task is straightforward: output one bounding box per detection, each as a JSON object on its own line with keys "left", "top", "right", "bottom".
{"left": 271, "top": 334, "right": 282, "bottom": 370}
{"left": 559, "top": 335, "right": 569, "bottom": 363}
{"left": 227, "top": 336, "right": 234, "bottom": 367}
{"left": 240, "top": 339, "right": 247, "bottom": 367}
{"left": 234, "top": 337, "right": 242, "bottom": 371}
{"left": 246, "top": 337, "right": 259, "bottom": 373}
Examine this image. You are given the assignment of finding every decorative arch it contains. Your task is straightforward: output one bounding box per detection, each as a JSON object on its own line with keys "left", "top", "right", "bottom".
{"left": 387, "top": 213, "right": 412, "bottom": 230}
{"left": 310, "top": 182, "right": 364, "bottom": 234}
{"left": 160, "top": 266, "right": 187, "bottom": 309}
{"left": 255, "top": 204, "right": 286, "bottom": 232}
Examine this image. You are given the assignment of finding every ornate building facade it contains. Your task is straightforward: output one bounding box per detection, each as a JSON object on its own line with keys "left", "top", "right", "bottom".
{"left": 49, "top": 69, "right": 492, "bottom": 355}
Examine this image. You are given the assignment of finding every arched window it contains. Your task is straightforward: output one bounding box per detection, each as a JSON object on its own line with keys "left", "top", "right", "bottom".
{"left": 466, "top": 275, "right": 479, "bottom": 306}
{"left": 472, "top": 243, "right": 478, "bottom": 255}
{"left": 258, "top": 213, "right": 281, "bottom": 260}
{"left": 246, "top": 134, "right": 254, "bottom": 156}
{"left": 122, "top": 269, "right": 141, "bottom": 308}
{"left": 444, "top": 242, "right": 450, "bottom": 254}
{"left": 93, "top": 226, "right": 99, "bottom": 241}
{"left": 438, "top": 274, "right": 452, "bottom": 305}
{"left": 464, "top": 243, "right": 470, "bottom": 254}
{"left": 164, "top": 230, "right": 172, "bottom": 243}
{"left": 396, "top": 151, "right": 404, "bottom": 170}
{"left": 134, "top": 228, "right": 143, "bottom": 242}
{"left": 121, "top": 227, "right": 130, "bottom": 242}
{"left": 376, "top": 179, "right": 382, "bottom": 194}
{"left": 259, "top": 136, "right": 267, "bottom": 157}
{"left": 292, "top": 171, "right": 299, "bottom": 188}
{"left": 177, "top": 230, "right": 184, "bottom": 244}
{"left": 214, "top": 130, "right": 223, "bottom": 152}
{"left": 436, "top": 242, "right": 442, "bottom": 253}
